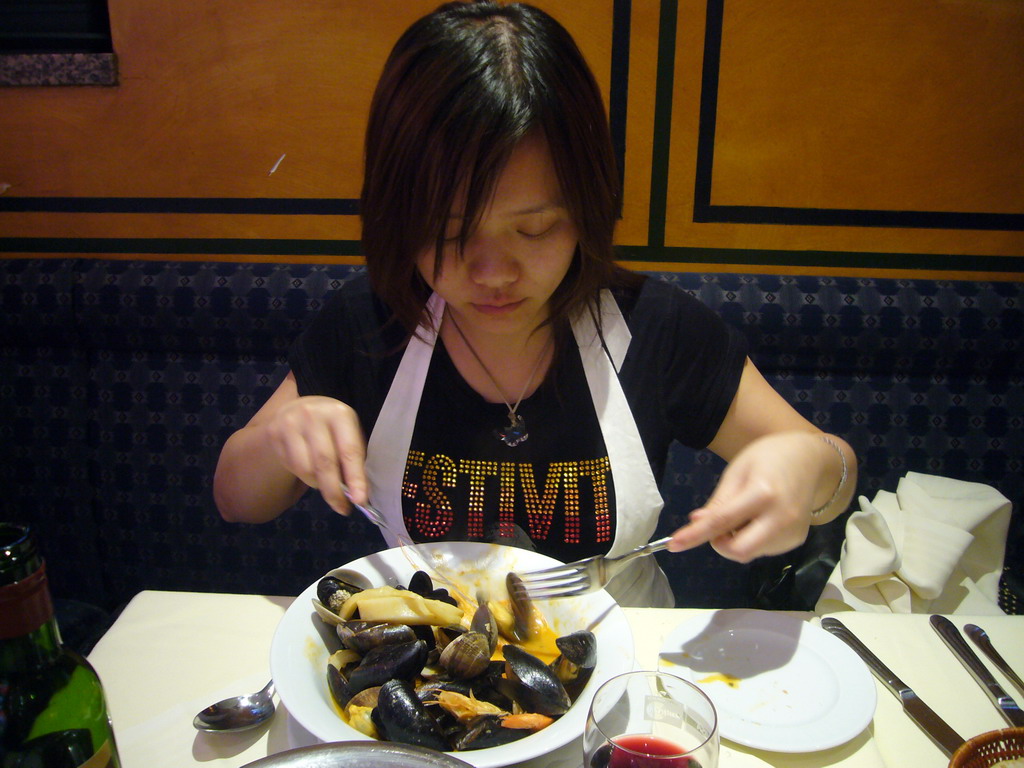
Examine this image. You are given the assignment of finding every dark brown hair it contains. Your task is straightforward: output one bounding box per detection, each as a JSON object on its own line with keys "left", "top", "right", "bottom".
{"left": 360, "top": 1, "right": 634, "bottom": 336}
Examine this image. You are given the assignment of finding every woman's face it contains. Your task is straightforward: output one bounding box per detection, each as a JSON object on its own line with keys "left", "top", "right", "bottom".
{"left": 416, "top": 134, "right": 578, "bottom": 340}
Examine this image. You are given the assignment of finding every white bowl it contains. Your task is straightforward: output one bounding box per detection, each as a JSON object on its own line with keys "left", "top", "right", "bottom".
{"left": 270, "top": 542, "right": 634, "bottom": 768}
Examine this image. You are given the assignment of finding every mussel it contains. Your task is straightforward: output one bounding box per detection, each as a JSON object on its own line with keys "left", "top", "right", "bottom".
{"left": 341, "top": 622, "right": 418, "bottom": 655}
{"left": 505, "top": 572, "right": 535, "bottom": 641}
{"left": 503, "top": 644, "right": 571, "bottom": 717}
{"left": 406, "top": 570, "right": 457, "bottom": 606}
{"left": 317, "top": 575, "right": 365, "bottom": 614}
{"left": 313, "top": 567, "right": 598, "bottom": 754}
{"left": 407, "top": 570, "right": 433, "bottom": 596}
{"left": 470, "top": 601, "right": 499, "bottom": 653}
{"left": 327, "top": 664, "right": 353, "bottom": 709}
{"left": 348, "top": 639, "right": 428, "bottom": 695}
{"left": 453, "top": 714, "right": 529, "bottom": 751}
{"left": 372, "top": 678, "right": 448, "bottom": 752}
{"left": 550, "top": 630, "right": 597, "bottom": 698}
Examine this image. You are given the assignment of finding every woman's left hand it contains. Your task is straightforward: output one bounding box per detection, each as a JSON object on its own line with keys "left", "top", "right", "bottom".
{"left": 666, "top": 431, "right": 842, "bottom": 562}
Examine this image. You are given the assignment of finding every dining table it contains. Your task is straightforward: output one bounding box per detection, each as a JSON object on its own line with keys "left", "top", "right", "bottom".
{"left": 86, "top": 589, "right": 1023, "bottom": 768}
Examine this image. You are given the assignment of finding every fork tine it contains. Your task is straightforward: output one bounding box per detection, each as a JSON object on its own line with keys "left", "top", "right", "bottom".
{"left": 516, "top": 563, "right": 586, "bottom": 580}
{"left": 523, "top": 581, "right": 594, "bottom": 600}
{"left": 516, "top": 572, "right": 586, "bottom": 589}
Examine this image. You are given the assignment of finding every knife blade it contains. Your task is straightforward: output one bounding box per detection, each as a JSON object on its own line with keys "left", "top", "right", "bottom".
{"left": 965, "top": 623, "right": 1024, "bottom": 700}
{"left": 930, "top": 615, "right": 1024, "bottom": 727}
{"left": 821, "top": 617, "right": 964, "bottom": 757}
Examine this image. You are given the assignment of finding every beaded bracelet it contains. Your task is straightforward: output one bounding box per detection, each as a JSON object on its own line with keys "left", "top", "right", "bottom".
{"left": 811, "top": 435, "right": 849, "bottom": 518}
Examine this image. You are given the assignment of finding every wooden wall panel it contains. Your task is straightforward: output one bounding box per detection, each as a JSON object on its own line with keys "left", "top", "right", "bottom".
{"left": 0, "top": 0, "right": 1020, "bottom": 275}
{"left": 663, "top": 0, "right": 1024, "bottom": 265}
{"left": 0, "top": 0, "right": 620, "bottom": 255}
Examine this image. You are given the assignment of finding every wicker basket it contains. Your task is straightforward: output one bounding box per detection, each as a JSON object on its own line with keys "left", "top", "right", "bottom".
{"left": 949, "top": 728, "right": 1024, "bottom": 768}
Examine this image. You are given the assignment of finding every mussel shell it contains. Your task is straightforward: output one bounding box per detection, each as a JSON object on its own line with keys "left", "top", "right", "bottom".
{"left": 317, "top": 575, "right": 365, "bottom": 614}
{"left": 407, "top": 570, "right": 433, "bottom": 596}
{"left": 453, "top": 714, "right": 529, "bottom": 751}
{"left": 551, "top": 629, "right": 597, "bottom": 698}
{"left": 470, "top": 602, "right": 499, "bottom": 654}
{"left": 438, "top": 631, "right": 492, "bottom": 680}
{"left": 428, "top": 588, "right": 458, "bottom": 606}
{"left": 411, "top": 623, "right": 437, "bottom": 652}
{"left": 503, "top": 644, "right": 571, "bottom": 717}
{"left": 344, "top": 622, "right": 418, "bottom": 655}
{"left": 555, "top": 630, "right": 597, "bottom": 668}
{"left": 348, "top": 639, "right": 428, "bottom": 695}
{"left": 335, "top": 620, "right": 374, "bottom": 647}
{"left": 435, "top": 624, "right": 467, "bottom": 651}
{"left": 327, "top": 664, "right": 353, "bottom": 709}
{"left": 347, "top": 685, "right": 382, "bottom": 709}
{"left": 372, "top": 678, "right": 449, "bottom": 752}
{"left": 505, "top": 572, "right": 533, "bottom": 642}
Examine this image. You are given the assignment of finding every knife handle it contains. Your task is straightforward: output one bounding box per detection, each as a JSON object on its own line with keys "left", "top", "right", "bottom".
{"left": 965, "top": 623, "right": 1024, "bottom": 700}
{"left": 820, "top": 617, "right": 908, "bottom": 696}
{"left": 930, "top": 615, "right": 1024, "bottom": 727}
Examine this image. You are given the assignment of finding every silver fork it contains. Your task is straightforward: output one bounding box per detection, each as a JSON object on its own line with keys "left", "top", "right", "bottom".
{"left": 341, "top": 484, "right": 393, "bottom": 536}
{"left": 340, "top": 484, "right": 473, "bottom": 605}
{"left": 514, "top": 536, "right": 673, "bottom": 600}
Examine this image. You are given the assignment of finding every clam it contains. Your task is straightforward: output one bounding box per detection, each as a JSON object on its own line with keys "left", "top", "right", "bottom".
{"left": 438, "top": 631, "right": 491, "bottom": 680}
{"left": 347, "top": 685, "right": 382, "bottom": 709}
{"left": 312, "top": 566, "right": 598, "bottom": 754}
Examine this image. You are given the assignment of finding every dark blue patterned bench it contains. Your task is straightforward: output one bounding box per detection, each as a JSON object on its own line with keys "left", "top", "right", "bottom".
{"left": 2, "top": 259, "right": 1021, "bottom": 619}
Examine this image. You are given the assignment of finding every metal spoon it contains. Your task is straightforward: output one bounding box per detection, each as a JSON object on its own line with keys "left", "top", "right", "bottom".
{"left": 193, "top": 680, "right": 276, "bottom": 732}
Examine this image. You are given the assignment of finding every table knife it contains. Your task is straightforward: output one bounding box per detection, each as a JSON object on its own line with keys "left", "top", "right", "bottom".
{"left": 965, "top": 623, "right": 1024, "bottom": 699}
{"left": 930, "top": 615, "right": 1024, "bottom": 727}
{"left": 821, "top": 617, "right": 964, "bottom": 757}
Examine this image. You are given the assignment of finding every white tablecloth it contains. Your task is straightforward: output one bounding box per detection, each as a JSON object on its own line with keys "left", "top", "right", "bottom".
{"left": 88, "top": 591, "right": 1024, "bottom": 768}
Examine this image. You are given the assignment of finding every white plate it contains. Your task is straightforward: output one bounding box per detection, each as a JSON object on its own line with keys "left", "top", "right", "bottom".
{"left": 658, "top": 609, "right": 876, "bottom": 753}
{"left": 270, "top": 542, "right": 634, "bottom": 768}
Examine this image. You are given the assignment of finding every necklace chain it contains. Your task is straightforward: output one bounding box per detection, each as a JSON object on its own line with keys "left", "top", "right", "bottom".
{"left": 445, "top": 307, "right": 550, "bottom": 447}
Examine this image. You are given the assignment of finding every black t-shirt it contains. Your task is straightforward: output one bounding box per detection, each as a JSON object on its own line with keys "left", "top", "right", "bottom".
{"left": 289, "top": 272, "right": 747, "bottom": 564}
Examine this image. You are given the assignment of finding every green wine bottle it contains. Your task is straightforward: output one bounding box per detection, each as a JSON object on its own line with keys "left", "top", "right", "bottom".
{"left": 0, "top": 523, "right": 122, "bottom": 767}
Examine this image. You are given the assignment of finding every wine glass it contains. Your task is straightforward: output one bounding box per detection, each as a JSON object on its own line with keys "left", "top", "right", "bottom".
{"left": 584, "top": 670, "right": 719, "bottom": 768}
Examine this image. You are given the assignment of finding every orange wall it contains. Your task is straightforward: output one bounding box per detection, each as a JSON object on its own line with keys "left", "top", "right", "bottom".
{"left": 0, "top": 0, "right": 1021, "bottom": 277}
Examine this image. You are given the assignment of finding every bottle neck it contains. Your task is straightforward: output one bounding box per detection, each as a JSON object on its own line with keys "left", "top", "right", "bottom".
{"left": 0, "top": 561, "right": 64, "bottom": 671}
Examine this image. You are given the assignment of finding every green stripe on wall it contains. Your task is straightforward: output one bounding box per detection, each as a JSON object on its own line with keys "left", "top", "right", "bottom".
{"left": 2, "top": 237, "right": 1020, "bottom": 275}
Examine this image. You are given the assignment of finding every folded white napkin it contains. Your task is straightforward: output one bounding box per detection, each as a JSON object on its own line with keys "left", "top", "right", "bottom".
{"left": 815, "top": 472, "right": 1011, "bottom": 614}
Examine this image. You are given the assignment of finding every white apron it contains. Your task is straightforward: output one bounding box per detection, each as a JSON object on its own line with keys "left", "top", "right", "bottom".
{"left": 364, "top": 291, "right": 674, "bottom": 607}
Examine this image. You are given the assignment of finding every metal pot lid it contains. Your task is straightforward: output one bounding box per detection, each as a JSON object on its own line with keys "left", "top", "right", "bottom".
{"left": 240, "top": 741, "right": 476, "bottom": 768}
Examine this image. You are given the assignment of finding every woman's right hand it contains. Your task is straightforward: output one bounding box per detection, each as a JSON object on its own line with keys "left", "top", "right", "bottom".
{"left": 265, "top": 394, "right": 369, "bottom": 515}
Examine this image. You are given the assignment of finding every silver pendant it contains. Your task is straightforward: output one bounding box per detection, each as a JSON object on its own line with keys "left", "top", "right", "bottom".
{"left": 496, "top": 412, "right": 528, "bottom": 447}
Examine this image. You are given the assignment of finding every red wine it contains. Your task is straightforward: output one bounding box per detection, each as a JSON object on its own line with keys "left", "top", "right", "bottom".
{"left": 590, "top": 733, "right": 702, "bottom": 768}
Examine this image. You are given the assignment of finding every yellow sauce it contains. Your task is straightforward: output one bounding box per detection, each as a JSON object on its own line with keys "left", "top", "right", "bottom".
{"left": 494, "top": 616, "right": 560, "bottom": 664}
{"left": 698, "top": 672, "right": 742, "bottom": 688}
